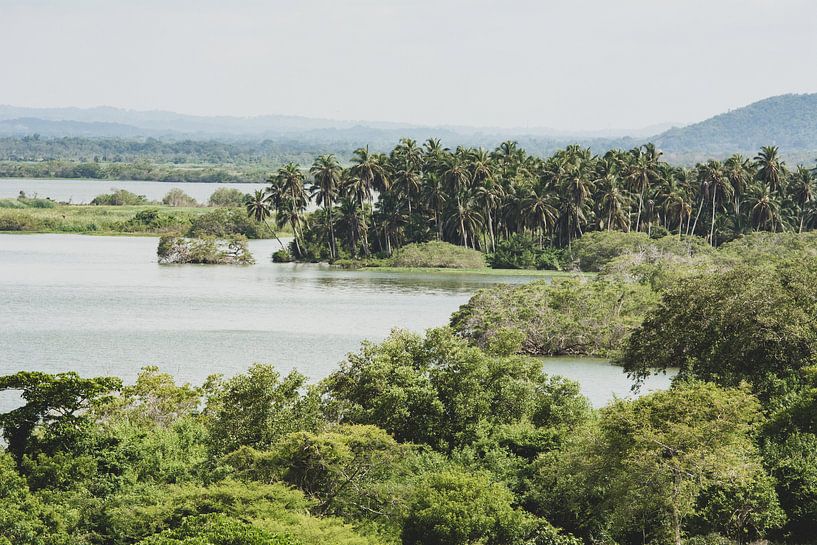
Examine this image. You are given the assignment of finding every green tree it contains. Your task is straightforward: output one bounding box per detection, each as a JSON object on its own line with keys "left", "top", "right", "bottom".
{"left": 0, "top": 371, "right": 121, "bottom": 463}
{"left": 205, "top": 365, "right": 322, "bottom": 456}
{"left": 309, "top": 154, "right": 343, "bottom": 259}
{"left": 620, "top": 260, "right": 817, "bottom": 401}
{"left": 401, "top": 469, "right": 528, "bottom": 545}
{"left": 535, "top": 382, "right": 781, "bottom": 545}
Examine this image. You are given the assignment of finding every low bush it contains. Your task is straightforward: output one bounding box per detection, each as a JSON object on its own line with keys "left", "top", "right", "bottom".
{"left": 570, "top": 231, "right": 712, "bottom": 272}
{"left": 91, "top": 189, "right": 149, "bottom": 206}
{"left": 272, "top": 249, "right": 292, "bottom": 263}
{"left": 0, "top": 211, "right": 41, "bottom": 231}
{"left": 157, "top": 235, "right": 254, "bottom": 265}
{"left": 187, "top": 208, "right": 268, "bottom": 239}
{"left": 209, "top": 187, "right": 248, "bottom": 207}
{"left": 161, "top": 188, "right": 198, "bottom": 207}
{"left": 451, "top": 277, "right": 658, "bottom": 357}
{"left": 488, "top": 234, "right": 564, "bottom": 270}
{"left": 0, "top": 195, "right": 57, "bottom": 209}
{"left": 388, "top": 241, "right": 486, "bottom": 269}
{"left": 718, "top": 231, "right": 817, "bottom": 264}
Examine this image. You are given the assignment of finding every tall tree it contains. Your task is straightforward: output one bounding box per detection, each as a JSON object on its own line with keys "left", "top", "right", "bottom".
{"left": 309, "top": 154, "right": 343, "bottom": 258}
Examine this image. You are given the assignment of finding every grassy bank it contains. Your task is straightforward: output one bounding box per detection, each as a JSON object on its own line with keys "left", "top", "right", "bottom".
{"left": 0, "top": 204, "right": 211, "bottom": 235}
{"left": 0, "top": 202, "right": 287, "bottom": 237}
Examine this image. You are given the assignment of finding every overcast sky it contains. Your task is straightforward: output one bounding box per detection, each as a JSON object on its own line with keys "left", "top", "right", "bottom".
{"left": 2, "top": 0, "right": 816, "bottom": 130}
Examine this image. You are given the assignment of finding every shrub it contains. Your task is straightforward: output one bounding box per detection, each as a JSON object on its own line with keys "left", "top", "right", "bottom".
{"left": 488, "top": 234, "right": 564, "bottom": 270}
{"left": 161, "top": 188, "right": 198, "bottom": 207}
{"left": 209, "top": 187, "right": 248, "bottom": 207}
{"left": 388, "top": 241, "right": 486, "bottom": 269}
{"left": 323, "top": 327, "right": 590, "bottom": 450}
{"left": 91, "top": 189, "right": 148, "bottom": 206}
{"left": 451, "top": 277, "right": 658, "bottom": 357}
{"left": 272, "top": 249, "right": 292, "bottom": 263}
{"left": 0, "top": 195, "right": 57, "bottom": 209}
{"left": 0, "top": 211, "right": 41, "bottom": 231}
{"left": 157, "top": 236, "right": 254, "bottom": 265}
{"left": 187, "top": 208, "right": 266, "bottom": 239}
{"left": 718, "top": 231, "right": 817, "bottom": 265}
{"left": 137, "top": 513, "right": 297, "bottom": 545}
{"left": 570, "top": 231, "right": 711, "bottom": 271}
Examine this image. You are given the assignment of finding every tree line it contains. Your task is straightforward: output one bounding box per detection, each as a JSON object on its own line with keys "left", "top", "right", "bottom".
{"left": 247, "top": 140, "right": 816, "bottom": 260}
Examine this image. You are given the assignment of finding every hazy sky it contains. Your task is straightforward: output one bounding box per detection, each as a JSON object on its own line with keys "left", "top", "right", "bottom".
{"left": 2, "top": 0, "right": 817, "bottom": 130}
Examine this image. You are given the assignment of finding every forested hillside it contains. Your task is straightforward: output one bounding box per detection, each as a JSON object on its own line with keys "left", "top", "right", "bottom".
{"left": 654, "top": 94, "right": 817, "bottom": 160}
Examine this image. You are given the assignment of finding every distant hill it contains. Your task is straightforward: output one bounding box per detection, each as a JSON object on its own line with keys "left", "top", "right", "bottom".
{"left": 652, "top": 94, "right": 817, "bottom": 161}
{"left": 2, "top": 94, "right": 817, "bottom": 164}
{"left": 0, "top": 104, "right": 666, "bottom": 143}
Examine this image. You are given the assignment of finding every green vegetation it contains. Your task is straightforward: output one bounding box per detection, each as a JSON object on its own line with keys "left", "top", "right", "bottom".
{"left": 451, "top": 277, "right": 657, "bottom": 357}
{"left": 243, "top": 141, "right": 815, "bottom": 270}
{"left": 0, "top": 158, "right": 270, "bottom": 183}
{"left": 0, "top": 192, "right": 278, "bottom": 236}
{"left": 4, "top": 274, "right": 816, "bottom": 545}
{"left": 157, "top": 235, "right": 254, "bottom": 265}
{"left": 620, "top": 258, "right": 817, "bottom": 402}
{"left": 3, "top": 176, "right": 817, "bottom": 544}
{"left": 0, "top": 203, "right": 206, "bottom": 234}
{"left": 208, "top": 187, "right": 247, "bottom": 207}
{"left": 91, "top": 188, "right": 149, "bottom": 205}
{"left": 387, "top": 241, "right": 487, "bottom": 269}
{"left": 161, "top": 188, "right": 198, "bottom": 207}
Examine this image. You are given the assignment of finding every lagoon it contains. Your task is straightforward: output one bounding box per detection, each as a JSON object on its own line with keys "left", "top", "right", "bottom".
{"left": 0, "top": 234, "right": 672, "bottom": 407}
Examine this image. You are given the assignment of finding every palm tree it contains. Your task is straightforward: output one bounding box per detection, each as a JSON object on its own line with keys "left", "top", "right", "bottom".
{"left": 421, "top": 171, "right": 447, "bottom": 240}
{"left": 723, "top": 154, "right": 752, "bottom": 230}
{"left": 658, "top": 176, "right": 692, "bottom": 237}
{"left": 390, "top": 138, "right": 423, "bottom": 215}
{"left": 596, "top": 162, "right": 631, "bottom": 232}
{"left": 443, "top": 152, "right": 473, "bottom": 246}
{"left": 747, "top": 185, "right": 785, "bottom": 232}
{"left": 754, "top": 146, "right": 786, "bottom": 194}
{"left": 270, "top": 163, "right": 308, "bottom": 257}
{"left": 309, "top": 154, "right": 343, "bottom": 259}
{"left": 699, "top": 160, "right": 732, "bottom": 246}
{"left": 469, "top": 148, "right": 498, "bottom": 250}
{"left": 349, "top": 147, "right": 388, "bottom": 254}
{"left": 445, "top": 191, "right": 483, "bottom": 249}
{"left": 245, "top": 189, "right": 284, "bottom": 247}
{"left": 522, "top": 184, "right": 558, "bottom": 245}
{"left": 624, "top": 146, "right": 661, "bottom": 232}
{"left": 335, "top": 197, "right": 367, "bottom": 257}
{"left": 788, "top": 166, "right": 815, "bottom": 232}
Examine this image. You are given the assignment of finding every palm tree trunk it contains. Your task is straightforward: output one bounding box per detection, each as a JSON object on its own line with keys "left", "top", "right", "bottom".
{"left": 486, "top": 206, "right": 496, "bottom": 251}
{"left": 326, "top": 201, "right": 336, "bottom": 259}
{"left": 691, "top": 197, "right": 703, "bottom": 236}
{"left": 264, "top": 219, "right": 285, "bottom": 249}
{"left": 636, "top": 193, "right": 643, "bottom": 232}
{"left": 709, "top": 187, "right": 717, "bottom": 247}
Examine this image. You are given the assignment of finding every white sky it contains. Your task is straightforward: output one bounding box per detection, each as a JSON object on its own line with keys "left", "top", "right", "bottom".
{"left": 2, "top": 0, "right": 817, "bottom": 130}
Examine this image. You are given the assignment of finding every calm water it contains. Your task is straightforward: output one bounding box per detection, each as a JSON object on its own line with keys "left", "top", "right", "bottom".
{"left": 0, "top": 177, "right": 264, "bottom": 203}
{"left": 0, "top": 234, "right": 672, "bottom": 408}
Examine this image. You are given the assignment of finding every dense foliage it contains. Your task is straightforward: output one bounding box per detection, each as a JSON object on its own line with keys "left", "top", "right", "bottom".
{"left": 245, "top": 141, "right": 816, "bottom": 265}
{"left": 620, "top": 258, "right": 817, "bottom": 402}
{"left": 451, "top": 277, "right": 658, "bottom": 357}
{"left": 387, "top": 241, "right": 486, "bottom": 269}
{"left": 3, "top": 221, "right": 817, "bottom": 545}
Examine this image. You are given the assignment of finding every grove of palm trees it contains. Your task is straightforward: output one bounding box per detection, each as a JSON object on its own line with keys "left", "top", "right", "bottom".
{"left": 251, "top": 140, "right": 816, "bottom": 263}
